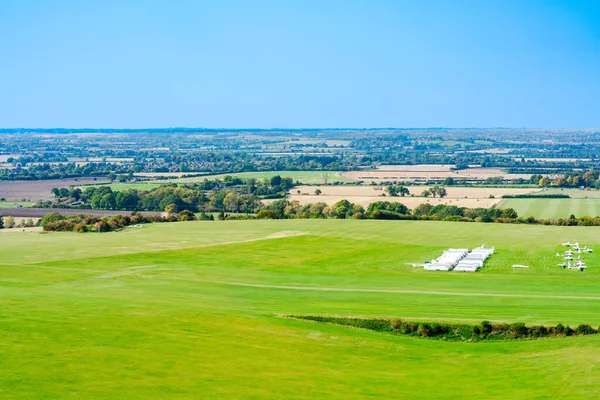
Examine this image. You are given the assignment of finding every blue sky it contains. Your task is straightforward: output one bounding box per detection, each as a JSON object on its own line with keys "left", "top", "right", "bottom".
{"left": 0, "top": 0, "right": 599, "bottom": 128}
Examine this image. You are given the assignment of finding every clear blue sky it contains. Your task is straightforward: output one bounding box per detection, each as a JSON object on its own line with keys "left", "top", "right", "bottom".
{"left": 1, "top": 0, "right": 599, "bottom": 128}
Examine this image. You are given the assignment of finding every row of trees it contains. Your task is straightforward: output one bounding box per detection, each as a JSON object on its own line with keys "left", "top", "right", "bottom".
{"left": 385, "top": 185, "right": 410, "bottom": 197}
{"left": 420, "top": 185, "right": 447, "bottom": 198}
{"left": 49, "top": 176, "right": 296, "bottom": 213}
{"left": 40, "top": 211, "right": 201, "bottom": 233}
{"left": 0, "top": 216, "right": 36, "bottom": 229}
{"left": 532, "top": 170, "right": 600, "bottom": 188}
{"left": 253, "top": 199, "right": 517, "bottom": 222}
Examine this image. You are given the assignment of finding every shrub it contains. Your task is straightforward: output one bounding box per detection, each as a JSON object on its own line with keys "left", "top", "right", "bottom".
{"left": 391, "top": 319, "right": 403, "bottom": 330}
{"left": 480, "top": 321, "right": 493, "bottom": 335}
{"left": 510, "top": 323, "right": 528, "bottom": 337}
{"left": 40, "top": 212, "right": 65, "bottom": 227}
{"left": 417, "top": 323, "right": 433, "bottom": 337}
{"left": 74, "top": 223, "right": 88, "bottom": 233}
{"left": 177, "top": 210, "right": 196, "bottom": 221}
{"left": 575, "top": 324, "right": 596, "bottom": 335}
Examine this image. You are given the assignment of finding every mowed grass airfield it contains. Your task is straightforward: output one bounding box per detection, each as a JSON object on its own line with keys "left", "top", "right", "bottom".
{"left": 499, "top": 189, "right": 600, "bottom": 219}
{"left": 2, "top": 220, "right": 600, "bottom": 399}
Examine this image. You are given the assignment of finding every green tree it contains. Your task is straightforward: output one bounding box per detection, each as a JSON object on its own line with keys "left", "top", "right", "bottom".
{"left": 165, "top": 203, "right": 178, "bottom": 214}
{"left": 413, "top": 203, "right": 433, "bottom": 216}
{"left": 115, "top": 191, "right": 139, "bottom": 210}
{"left": 270, "top": 175, "right": 282, "bottom": 187}
{"left": 5, "top": 216, "right": 15, "bottom": 228}
{"left": 224, "top": 191, "right": 241, "bottom": 212}
{"left": 443, "top": 177, "right": 455, "bottom": 185}
{"left": 58, "top": 188, "right": 70, "bottom": 198}
{"left": 177, "top": 210, "right": 196, "bottom": 221}
{"left": 69, "top": 188, "right": 82, "bottom": 201}
{"left": 82, "top": 187, "right": 97, "bottom": 201}
{"left": 331, "top": 199, "right": 353, "bottom": 219}
{"left": 386, "top": 185, "right": 399, "bottom": 196}
{"left": 501, "top": 208, "right": 518, "bottom": 219}
{"left": 40, "top": 212, "right": 65, "bottom": 227}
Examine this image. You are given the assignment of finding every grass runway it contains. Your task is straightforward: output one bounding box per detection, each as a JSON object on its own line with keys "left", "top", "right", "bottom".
{"left": 2, "top": 220, "right": 600, "bottom": 398}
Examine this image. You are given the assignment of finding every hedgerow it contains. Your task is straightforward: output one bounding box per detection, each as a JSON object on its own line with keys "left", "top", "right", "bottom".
{"left": 290, "top": 316, "right": 599, "bottom": 342}
{"left": 502, "top": 194, "right": 570, "bottom": 199}
{"left": 41, "top": 210, "right": 207, "bottom": 233}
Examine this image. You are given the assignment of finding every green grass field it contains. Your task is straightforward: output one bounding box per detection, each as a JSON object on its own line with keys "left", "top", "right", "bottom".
{"left": 76, "top": 182, "right": 164, "bottom": 191}
{"left": 2, "top": 220, "right": 600, "bottom": 398}
{"left": 500, "top": 198, "right": 600, "bottom": 218}
{"left": 499, "top": 189, "right": 600, "bottom": 218}
{"left": 0, "top": 201, "right": 36, "bottom": 208}
{"left": 79, "top": 171, "right": 354, "bottom": 191}
{"left": 174, "top": 171, "right": 353, "bottom": 184}
{"left": 544, "top": 188, "right": 600, "bottom": 198}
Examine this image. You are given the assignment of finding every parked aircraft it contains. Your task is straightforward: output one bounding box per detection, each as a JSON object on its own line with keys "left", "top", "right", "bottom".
{"left": 572, "top": 261, "right": 587, "bottom": 271}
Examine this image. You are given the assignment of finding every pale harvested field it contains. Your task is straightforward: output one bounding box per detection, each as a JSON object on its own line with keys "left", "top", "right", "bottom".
{"left": 0, "top": 208, "right": 163, "bottom": 218}
{"left": 513, "top": 157, "right": 592, "bottom": 162}
{"left": 134, "top": 172, "right": 208, "bottom": 178}
{"left": 465, "top": 149, "right": 511, "bottom": 154}
{"left": 284, "top": 194, "right": 502, "bottom": 208}
{"left": 285, "top": 185, "right": 540, "bottom": 208}
{"left": 0, "top": 218, "right": 42, "bottom": 228}
{"left": 0, "top": 226, "right": 42, "bottom": 233}
{"left": 0, "top": 154, "right": 20, "bottom": 162}
{"left": 0, "top": 177, "right": 109, "bottom": 201}
{"left": 342, "top": 167, "right": 531, "bottom": 182}
{"left": 372, "top": 164, "right": 454, "bottom": 171}
{"left": 67, "top": 157, "right": 134, "bottom": 163}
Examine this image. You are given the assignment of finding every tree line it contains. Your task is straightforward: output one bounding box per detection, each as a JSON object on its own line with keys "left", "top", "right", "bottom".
{"left": 48, "top": 175, "right": 295, "bottom": 213}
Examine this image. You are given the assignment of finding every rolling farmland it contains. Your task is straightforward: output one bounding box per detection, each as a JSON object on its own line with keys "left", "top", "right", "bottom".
{"left": 2, "top": 219, "right": 600, "bottom": 399}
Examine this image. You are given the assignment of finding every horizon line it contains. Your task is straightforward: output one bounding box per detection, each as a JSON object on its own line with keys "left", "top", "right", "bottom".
{"left": 2, "top": 127, "right": 599, "bottom": 132}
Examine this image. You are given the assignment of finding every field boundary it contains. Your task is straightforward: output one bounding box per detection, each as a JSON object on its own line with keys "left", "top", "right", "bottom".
{"left": 171, "top": 277, "right": 600, "bottom": 301}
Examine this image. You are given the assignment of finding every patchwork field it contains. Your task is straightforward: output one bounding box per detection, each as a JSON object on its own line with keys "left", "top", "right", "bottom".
{"left": 176, "top": 171, "right": 353, "bottom": 184}
{"left": 2, "top": 220, "right": 600, "bottom": 398}
{"left": 342, "top": 167, "right": 532, "bottom": 183}
{"left": 76, "top": 181, "right": 165, "bottom": 192}
{"left": 0, "top": 154, "right": 20, "bottom": 162}
{"left": 498, "top": 189, "right": 600, "bottom": 218}
{"left": 500, "top": 198, "right": 600, "bottom": 219}
{"left": 78, "top": 171, "right": 354, "bottom": 191}
{"left": 289, "top": 185, "right": 539, "bottom": 208}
